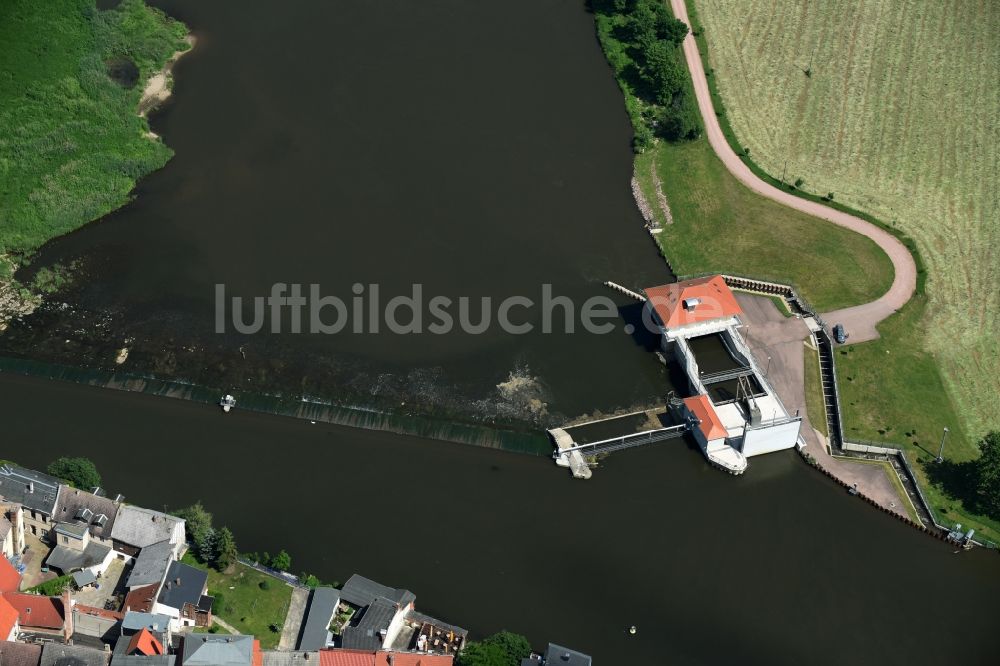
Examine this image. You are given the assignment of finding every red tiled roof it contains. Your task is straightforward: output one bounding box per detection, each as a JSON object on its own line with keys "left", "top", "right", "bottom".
{"left": 123, "top": 583, "right": 160, "bottom": 614}
{"left": 645, "top": 275, "right": 742, "bottom": 330}
{"left": 0, "top": 557, "right": 20, "bottom": 594}
{"left": 253, "top": 639, "right": 262, "bottom": 666}
{"left": 0, "top": 597, "right": 19, "bottom": 641}
{"left": 683, "top": 395, "right": 728, "bottom": 441}
{"left": 127, "top": 627, "right": 164, "bottom": 656}
{"left": 376, "top": 652, "right": 453, "bottom": 666}
{"left": 74, "top": 604, "right": 124, "bottom": 621}
{"left": 320, "top": 649, "right": 377, "bottom": 666}
{"left": 3, "top": 593, "right": 64, "bottom": 630}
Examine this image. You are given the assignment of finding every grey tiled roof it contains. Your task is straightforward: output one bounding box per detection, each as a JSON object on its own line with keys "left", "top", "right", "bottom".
{"left": 157, "top": 561, "right": 207, "bottom": 611}
{"left": 39, "top": 642, "right": 110, "bottom": 666}
{"left": 543, "top": 643, "right": 592, "bottom": 666}
{"left": 126, "top": 540, "right": 175, "bottom": 588}
{"left": 0, "top": 640, "right": 43, "bottom": 666}
{"left": 121, "top": 612, "right": 172, "bottom": 634}
{"left": 296, "top": 587, "right": 340, "bottom": 651}
{"left": 110, "top": 506, "right": 183, "bottom": 549}
{"left": 341, "top": 597, "right": 397, "bottom": 652}
{"left": 260, "top": 652, "right": 319, "bottom": 666}
{"left": 109, "top": 655, "right": 175, "bottom": 666}
{"left": 180, "top": 634, "right": 254, "bottom": 666}
{"left": 53, "top": 487, "right": 119, "bottom": 539}
{"left": 0, "top": 465, "right": 61, "bottom": 515}
{"left": 46, "top": 540, "right": 112, "bottom": 574}
{"left": 339, "top": 574, "right": 414, "bottom": 609}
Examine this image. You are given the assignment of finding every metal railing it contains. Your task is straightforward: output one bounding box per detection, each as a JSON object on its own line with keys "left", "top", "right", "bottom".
{"left": 558, "top": 424, "right": 688, "bottom": 457}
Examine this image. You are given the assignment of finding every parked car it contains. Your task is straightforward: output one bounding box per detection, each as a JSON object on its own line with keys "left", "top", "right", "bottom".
{"left": 833, "top": 324, "right": 848, "bottom": 344}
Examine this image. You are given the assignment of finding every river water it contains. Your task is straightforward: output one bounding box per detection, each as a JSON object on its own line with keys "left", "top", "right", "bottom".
{"left": 2, "top": 1, "right": 999, "bottom": 662}
{"left": 2, "top": 0, "right": 674, "bottom": 430}
{"left": 3, "top": 371, "right": 999, "bottom": 664}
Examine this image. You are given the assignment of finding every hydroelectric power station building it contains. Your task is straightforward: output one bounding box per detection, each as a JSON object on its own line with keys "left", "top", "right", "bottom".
{"left": 645, "top": 275, "right": 802, "bottom": 474}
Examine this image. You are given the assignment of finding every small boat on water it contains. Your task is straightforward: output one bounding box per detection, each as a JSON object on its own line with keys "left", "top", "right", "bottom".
{"left": 220, "top": 394, "right": 236, "bottom": 413}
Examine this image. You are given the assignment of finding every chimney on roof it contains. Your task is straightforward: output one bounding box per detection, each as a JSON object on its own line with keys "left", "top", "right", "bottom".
{"left": 683, "top": 297, "right": 701, "bottom": 311}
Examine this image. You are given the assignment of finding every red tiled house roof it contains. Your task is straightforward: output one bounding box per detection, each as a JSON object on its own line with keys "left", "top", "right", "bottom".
{"left": 3, "top": 593, "right": 63, "bottom": 630}
{"left": 645, "top": 275, "right": 743, "bottom": 330}
{"left": 0, "top": 557, "right": 20, "bottom": 594}
{"left": 0, "top": 597, "right": 19, "bottom": 641}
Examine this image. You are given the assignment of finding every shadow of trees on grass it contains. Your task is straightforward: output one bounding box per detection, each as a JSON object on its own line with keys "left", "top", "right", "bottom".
{"left": 925, "top": 459, "right": 987, "bottom": 519}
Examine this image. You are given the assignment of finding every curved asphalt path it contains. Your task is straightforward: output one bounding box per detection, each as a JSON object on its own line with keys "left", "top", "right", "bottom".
{"left": 670, "top": 0, "right": 917, "bottom": 342}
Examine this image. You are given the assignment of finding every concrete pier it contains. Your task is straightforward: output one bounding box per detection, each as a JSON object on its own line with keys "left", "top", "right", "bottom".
{"left": 549, "top": 427, "right": 592, "bottom": 479}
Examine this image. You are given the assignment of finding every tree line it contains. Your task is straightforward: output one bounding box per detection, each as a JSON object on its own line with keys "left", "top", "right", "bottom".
{"left": 591, "top": 0, "right": 701, "bottom": 151}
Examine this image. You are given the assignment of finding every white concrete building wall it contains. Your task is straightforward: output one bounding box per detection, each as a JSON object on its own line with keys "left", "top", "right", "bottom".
{"left": 741, "top": 420, "right": 802, "bottom": 457}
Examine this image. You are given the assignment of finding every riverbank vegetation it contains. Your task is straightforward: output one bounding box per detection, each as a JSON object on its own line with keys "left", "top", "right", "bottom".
{"left": 456, "top": 631, "right": 531, "bottom": 666}
{"left": 47, "top": 456, "right": 101, "bottom": 490}
{"left": 0, "top": 0, "right": 188, "bottom": 262}
{"left": 590, "top": 0, "right": 700, "bottom": 151}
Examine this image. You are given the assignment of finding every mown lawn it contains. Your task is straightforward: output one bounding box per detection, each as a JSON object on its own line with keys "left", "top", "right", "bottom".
{"left": 181, "top": 553, "right": 291, "bottom": 649}
{"left": 837, "top": 298, "right": 1000, "bottom": 544}
{"left": 691, "top": 0, "right": 1000, "bottom": 456}
{"left": 639, "top": 138, "right": 894, "bottom": 312}
{"left": 0, "top": 0, "right": 187, "bottom": 259}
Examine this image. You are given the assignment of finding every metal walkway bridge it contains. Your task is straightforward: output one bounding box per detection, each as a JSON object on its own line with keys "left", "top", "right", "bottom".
{"left": 556, "top": 423, "right": 689, "bottom": 458}
{"left": 699, "top": 367, "right": 754, "bottom": 384}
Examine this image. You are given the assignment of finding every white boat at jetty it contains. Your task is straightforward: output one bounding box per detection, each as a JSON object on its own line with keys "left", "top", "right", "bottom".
{"left": 220, "top": 394, "right": 236, "bottom": 413}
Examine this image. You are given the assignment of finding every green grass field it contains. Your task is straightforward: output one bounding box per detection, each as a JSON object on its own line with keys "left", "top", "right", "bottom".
{"left": 182, "top": 553, "right": 292, "bottom": 649}
{"left": 0, "top": 0, "right": 187, "bottom": 260}
{"left": 692, "top": 0, "right": 1000, "bottom": 443}
{"left": 636, "top": 138, "right": 894, "bottom": 312}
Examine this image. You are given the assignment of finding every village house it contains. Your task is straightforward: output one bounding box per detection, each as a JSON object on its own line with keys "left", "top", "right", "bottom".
{"left": 0, "top": 595, "right": 18, "bottom": 642}
{"left": 296, "top": 587, "right": 340, "bottom": 651}
{"left": 110, "top": 626, "right": 173, "bottom": 666}
{"left": 53, "top": 487, "right": 120, "bottom": 541}
{"left": 1, "top": 502, "right": 25, "bottom": 558}
{"left": 46, "top": 520, "right": 115, "bottom": 578}
{"left": 318, "top": 650, "right": 453, "bottom": 666}
{"left": 39, "top": 641, "right": 110, "bottom": 666}
{"left": 124, "top": 540, "right": 176, "bottom": 592}
{"left": 0, "top": 466, "right": 62, "bottom": 541}
{"left": 152, "top": 561, "right": 212, "bottom": 631}
{"left": 72, "top": 604, "right": 125, "bottom": 644}
{"left": 330, "top": 575, "right": 465, "bottom": 657}
{"left": 179, "top": 634, "right": 260, "bottom": 666}
{"left": 0, "top": 639, "right": 42, "bottom": 664}
{"left": 521, "top": 643, "right": 592, "bottom": 666}
{"left": 109, "top": 506, "right": 185, "bottom": 559}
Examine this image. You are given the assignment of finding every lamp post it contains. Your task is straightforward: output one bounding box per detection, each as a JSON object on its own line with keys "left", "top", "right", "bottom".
{"left": 936, "top": 427, "right": 950, "bottom": 463}
{"left": 765, "top": 356, "right": 772, "bottom": 378}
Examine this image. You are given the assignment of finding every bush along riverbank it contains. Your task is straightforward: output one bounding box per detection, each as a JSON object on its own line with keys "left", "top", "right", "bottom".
{"left": 0, "top": 0, "right": 190, "bottom": 316}
{"left": 590, "top": 0, "right": 701, "bottom": 152}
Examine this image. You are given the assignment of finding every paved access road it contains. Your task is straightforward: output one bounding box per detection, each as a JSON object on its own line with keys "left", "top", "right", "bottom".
{"left": 670, "top": 0, "right": 917, "bottom": 342}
